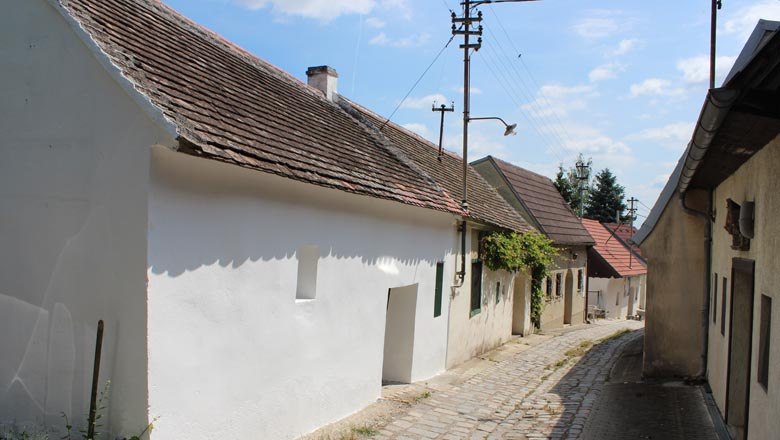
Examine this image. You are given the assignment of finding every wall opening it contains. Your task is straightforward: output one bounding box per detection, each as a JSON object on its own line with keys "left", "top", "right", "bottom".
{"left": 470, "top": 259, "right": 483, "bottom": 316}
{"left": 757, "top": 294, "right": 771, "bottom": 391}
{"left": 726, "top": 259, "right": 755, "bottom": 440}
{"left": 563, "top": 270, "right": 574, "bottom": 324}
{"left": 382, "top": 284, "right": 418, "bottom": 384}
{"left": 721, "top": 276, "right": 728, "bottom": 336}
{"left": 295, "top": 245, "right": 319, "bottom": 300}
{"left": 712, "top": 273, "right": 718, "bottom": 324}
{"left": 433, "top": 262, "right": 444, "bottom": 318}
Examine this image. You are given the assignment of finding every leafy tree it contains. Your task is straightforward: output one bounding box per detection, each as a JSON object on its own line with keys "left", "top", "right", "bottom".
{"left": 553, "top": 154, "right": 592, "bottom": 216}
{"left": 585, "top": 168, "right": 628, "bottom": 222}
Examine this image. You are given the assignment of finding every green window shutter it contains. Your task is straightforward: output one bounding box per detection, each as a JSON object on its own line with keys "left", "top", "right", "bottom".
{"left": 470, "top": 259, "right": 483, "bottom": 315}
{"left": 434, "top": 262, "right": 444, "bottom": 318}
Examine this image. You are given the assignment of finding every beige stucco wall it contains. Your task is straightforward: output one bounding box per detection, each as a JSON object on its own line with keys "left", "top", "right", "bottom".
{"left": 539, "top": 247, "right": 587, "bottom": 330}
{"left": 642, "top": 188, "right": 708, "bottom": 378}
{"left": 704, "top": 137, "right": 780, "bottom": 440}
{"left": 446, "top": 228, "right": 517, "bottom": 368}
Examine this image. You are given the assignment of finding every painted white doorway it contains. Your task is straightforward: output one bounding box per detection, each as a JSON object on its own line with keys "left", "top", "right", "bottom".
{"left": 382, "top": 284, "right": 418, "bottom": 384}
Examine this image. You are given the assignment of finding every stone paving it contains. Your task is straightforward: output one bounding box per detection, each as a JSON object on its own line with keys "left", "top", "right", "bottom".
{"left": 371, "top": 320, "right": 644, "bottom": 440}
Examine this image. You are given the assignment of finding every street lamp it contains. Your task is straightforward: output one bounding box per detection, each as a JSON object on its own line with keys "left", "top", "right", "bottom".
{"left": 469, "top": 117, "right": 517, "bottom": 136}
{"left": 575, "top": 159, "right": 590, "bottom": 218}
{"left": 454, "top": 0, "right": 540, "bottom": 210}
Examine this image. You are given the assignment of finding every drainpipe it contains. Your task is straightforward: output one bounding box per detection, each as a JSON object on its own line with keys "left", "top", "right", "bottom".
{"left": 458, "top": 220, "right": 468, "bottom": 282}
{"left": 679, "top": 190, "right": 713, "bottom": 379}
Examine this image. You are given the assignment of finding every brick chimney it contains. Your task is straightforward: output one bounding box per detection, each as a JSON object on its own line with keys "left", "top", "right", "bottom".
{"left": 306, "top": 66, "right": 338, "bottom": 102}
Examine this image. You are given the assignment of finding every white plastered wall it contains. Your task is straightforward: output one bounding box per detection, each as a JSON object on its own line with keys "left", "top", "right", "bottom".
{"left": 588, "top": 277, "right": 628, "bottom": 319}
{"left": 705, "top": 137, "right": 780, "bottom": 440}
{"left": 0, "top": 0, "right": 173, "bottom": 435}
{"left": 147, "top": 148, "right": 456, "bottom": 440}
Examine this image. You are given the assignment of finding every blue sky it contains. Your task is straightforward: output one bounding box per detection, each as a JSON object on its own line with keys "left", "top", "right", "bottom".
{"left": 164, "top": 0, "right": 780, "bottom": 219}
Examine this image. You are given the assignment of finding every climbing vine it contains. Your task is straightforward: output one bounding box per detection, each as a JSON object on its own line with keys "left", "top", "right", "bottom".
{"left": 481, "top": 231, "right": 558, "bottom": 327}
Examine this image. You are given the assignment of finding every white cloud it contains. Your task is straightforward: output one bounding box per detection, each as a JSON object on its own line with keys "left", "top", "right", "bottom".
{"left": 611, "top": 38, "right": 639, "bottom": 56}
{"left": 574, "top": 17, "right": 620, "bottom": 39}
{"left": 234, "top": 0, "right": 374, "bottom": 21}
{"left": 724, "top": 0, "right": 780, "bottom": 40}
{"left": 573, "top": 11, "right": 632, "bottom": 40}
{"left": 365, "top": 17, "right": 385, "bottom": 28}
{"left": 400, "top": 93, "right": 448, "bottom": 109}
{"left": 378, "top": 0, "right": 412, "bottom": 21}
{"left": 453, "top": 86, "right": 482, "bottom": 95}
{"left": 369, "top": 32, "right": 430, "bottom": 47}
{"left": 676, "top": 55, "right": 737, "bottom": 84}
{"left": 401, "top": 123, "right": 432, "bottom": 139}
{"left": 589, "top": 62, "right": 624, "bottom": 82}
{"left": 522, "top": 84, "right": 596, "bottom": 118}
{"left": 629, "top": 78, "right": 686, "bottom": 97}
{"left": 559, "top": 124, "right": 636, "bottom": 172}
{"left": 625, "top": 122, "right": 693, "bottom": 149}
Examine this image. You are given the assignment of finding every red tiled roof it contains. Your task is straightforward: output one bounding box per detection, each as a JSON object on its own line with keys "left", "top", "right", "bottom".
{"left": 581, "top": 219, "right": 646, "bottom": 277}
{"left": 59, "top": 0, "right": 465, "bottom": 216}
{"left": 603, "top": 223, "right": 643, "bottom": 259}
{"left": 344, "top": 101, "right": 533, "bottom": 233}
{"left": 484, "top": 157, "right": 594, "bottom": 245}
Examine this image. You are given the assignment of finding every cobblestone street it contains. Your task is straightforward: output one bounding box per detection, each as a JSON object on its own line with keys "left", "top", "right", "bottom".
{"left": 374, "top": 321, "right": 642, "bottom": 440}
{"left": 307, "top": 319, "right": 727, "bottom": 440}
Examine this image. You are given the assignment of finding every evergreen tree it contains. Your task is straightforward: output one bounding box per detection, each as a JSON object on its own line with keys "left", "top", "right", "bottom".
{"left": 585, "top": 168, "right": 628, "bottom": 222}
{"left": 553, "top": 165, "right": 576, "bottom": 207}
{"left": 552, "top": 154, "right": 592, "bottom": 216}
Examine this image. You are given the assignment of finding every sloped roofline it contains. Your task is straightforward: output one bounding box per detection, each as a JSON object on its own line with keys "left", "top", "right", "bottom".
{"left": 47, "top": 0, "right": 179, "bottom": 142}
{"left": 633, "top": 19, "right": 780, "bottom": 245}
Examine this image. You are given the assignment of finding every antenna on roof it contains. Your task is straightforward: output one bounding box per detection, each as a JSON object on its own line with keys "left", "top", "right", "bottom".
{"left": 432, "top": 102, "right": 455, "bottom": 161}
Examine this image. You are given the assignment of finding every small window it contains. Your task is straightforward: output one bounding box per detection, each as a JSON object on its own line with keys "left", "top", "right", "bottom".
{"left": 496, "top": 281, "right": 501, "bottom": 304}
{"left": 546, "top": 277, "right": 553, "bottom": 298}
{"left": 712, "top": 273, "right": 718, "bottom": 324}
{"left": 433, "top": 262, "right": 444, "bottom": 318}
{"left": 758, "top": 295, "right": 771, "bottom": 390}
{"left": 577, "top": 270, "right": 584, "bottom": 291}
{"left": 470, "top": 259, "right": 483, "bottom": 316}
{"left": 295, "top": 245, "right": 319, "bottom": 300}
{"left": 555, "top": 273, "right": 562, "bottom": 297}
{"left": 721, "top": 277, "right": 728, "bottom": 336}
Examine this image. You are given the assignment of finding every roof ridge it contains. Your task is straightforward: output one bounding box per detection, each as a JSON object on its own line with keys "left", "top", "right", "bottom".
{"left": 346, "top": 99, "right": 464, "bottom": 160}
{"left": 337, "top": 97, "right": 466, "bottom": 215}
{"left": 490, "top": 156, "right": 554, "bottom": 182}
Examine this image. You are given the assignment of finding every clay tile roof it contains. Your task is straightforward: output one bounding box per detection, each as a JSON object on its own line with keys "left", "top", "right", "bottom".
{"left": 603, "top": 223, "right": 643, "bottom": 259}
{"left": 59, "top": 0, "right": 465, "bottom": 216}
{"left": 485, "top": 157, "right": 594, "bottom": 245}
{"left": 343, "top": 100, "right": 533, "bottom": 233}
{"left": 581, "top": 219, "right": 646, "bottom": 277}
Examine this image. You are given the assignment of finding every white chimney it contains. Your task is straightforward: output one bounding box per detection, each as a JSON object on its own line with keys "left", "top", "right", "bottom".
{"left": 306, "top": 66, "right": 338, "bottom": 101}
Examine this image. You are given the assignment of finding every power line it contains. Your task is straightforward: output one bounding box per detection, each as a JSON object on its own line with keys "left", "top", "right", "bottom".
{"left": 481, "top": 31, "right": 572, "bottom": 158}
{"left": 479, "top": 42, "right": 570, "bottom": 162}
{"left": 379, "top": 33, "right": 458, "bottom": 130}
{"left": 478, "top": 48, "right": 566, "bottom": 162}
{"left": 486, "top": 6, "right": 577, "bottom": 147}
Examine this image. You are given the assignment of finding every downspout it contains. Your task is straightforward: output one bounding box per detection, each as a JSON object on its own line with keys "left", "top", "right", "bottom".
{"left": 679, "top": 190, "right": 713, "bottom": 379}
{"left": 458, "top": 220, "right": 468, "bottom": 284}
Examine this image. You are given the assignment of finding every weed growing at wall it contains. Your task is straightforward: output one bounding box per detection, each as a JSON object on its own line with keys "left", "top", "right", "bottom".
{"left": 481, "top": 231, "right": 558, "bottom": 326}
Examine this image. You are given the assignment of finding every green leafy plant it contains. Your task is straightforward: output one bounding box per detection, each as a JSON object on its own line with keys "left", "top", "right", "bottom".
{"left": 481, "top": 231, "right": 558, "bottom": 326}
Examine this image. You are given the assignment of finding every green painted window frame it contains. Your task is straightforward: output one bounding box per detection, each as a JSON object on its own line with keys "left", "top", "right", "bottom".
{"left": 470, "top": 259, "right": 483, "bottom": 317}
{"left": 434, "top": 262, "right": 444, "bottom": 318}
